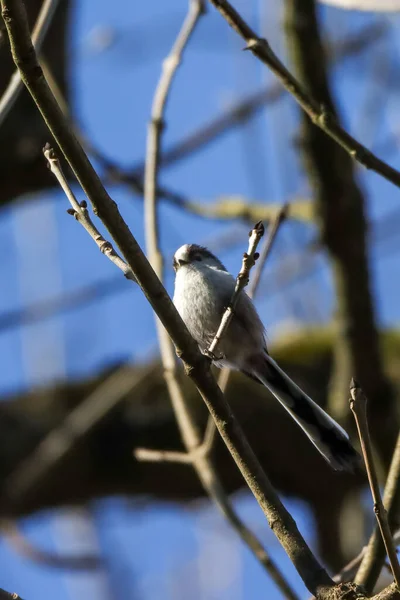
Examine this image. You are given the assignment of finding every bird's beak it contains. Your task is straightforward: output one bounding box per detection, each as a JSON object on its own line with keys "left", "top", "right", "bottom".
{"left": 173, "top": 257, "right": 188, "bottom": 271}
{"left": 173, "top": 245, "right": 191, "bottom": 271}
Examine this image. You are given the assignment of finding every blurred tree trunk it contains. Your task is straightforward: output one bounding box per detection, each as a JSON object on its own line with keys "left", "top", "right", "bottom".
{"left": 0, "top": 0, "right": 71, "bottom": 205}
{"left": 284, "top": 0, "right": 397, "bottom": 470}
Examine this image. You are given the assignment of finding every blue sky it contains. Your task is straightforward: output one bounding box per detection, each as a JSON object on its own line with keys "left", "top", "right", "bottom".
{"left": 0, "top": 0, "right": 400, "bottom": 598}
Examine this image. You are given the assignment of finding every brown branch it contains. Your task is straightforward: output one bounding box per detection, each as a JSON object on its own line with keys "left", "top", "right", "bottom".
{"left": 145, "top": 0, "right": 206, "bottom": 264}
{"left": 1, "top": 365, "right": 154, "bottom": 511}
{"left": 206, "top": 0, "right": 400, "bottom": 189}
{"left": 202, "top": 205, "right": 288, "bottom": 453}
{"left": 371, "top": 582, "right": 400, "bottom": 600}
{"left": 44, "top": 146, "right": 135, "bottom": 282}
{"left": 249, "top": 204, "right": 289, "bottom": 293}
{"left": 103, "top": 24, "right": 387, "bottom": 216}
{"left": 356, "top": 434, "right": 400, "bottom": 592}
{"left": 0, "top": 0, "right": 349, "bottom": 595}
{"left": 350, "top": 379, "right": 400, "bottom": 590}
{"left": 143, "top": 6, "right": 299, "bottom": 597}
{"left": 207, "top": 221, "right": 265, "bottom": 358}
{"left": 126, "top": 22, "right": 388, "bottom": 179}
{"left": 1, "top": 520, "right": 101, "bottom": 571}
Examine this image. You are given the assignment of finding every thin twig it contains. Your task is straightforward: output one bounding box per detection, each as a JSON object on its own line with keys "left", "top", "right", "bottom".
{"left": 43, "top": 145, "right": 135, "bottom": 282}
{"left": 142, "top": 4, "right": 299, "bottom": 597}
{"left": 0, "top": 0, "right": 60, "bottom": 128}
{"left": 1, "top": 1, "right": 337, "bottom": 594}
{"left": 350, "top": 379, "right": 400, "bottom": 589}
{"left": 1, "top": 520, "right": 101, "bottom": 571}
{"left": 207, "top": 0, "right": 400, "bottom": 189}
{"left": 249, "top": 204, "right": 289, "bottom": 294}
{"left": 2, "top": 365, "right": 154, "bottom": 509}
{"left": 202, "top": 205, "right": 288, "bottom": 453}
{"left": 207, "top": 221, "right": 265, "bottom": 358}
{"left": 356, "top": 433, "right": 400, "bottom": 593}
{"left": 134, "top": 448, "right": 193, "bottom": 464}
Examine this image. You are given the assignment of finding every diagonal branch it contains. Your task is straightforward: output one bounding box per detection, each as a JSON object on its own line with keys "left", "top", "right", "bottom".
{"left": 206, "top": 0, "right": 400, "bottom": 189}
{"left": 143, "top": 4, "right": 298, "bottom": 597}
{"left": 125, "top": 23, "right": 388, "bottom": 181}
{"left": 44, "top": 146, "right": 135, "bottom": 282}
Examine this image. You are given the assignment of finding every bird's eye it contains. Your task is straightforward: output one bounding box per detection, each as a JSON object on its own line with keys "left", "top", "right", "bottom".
{"left": 194, "top": 254, "right": 202, "bottom": 262}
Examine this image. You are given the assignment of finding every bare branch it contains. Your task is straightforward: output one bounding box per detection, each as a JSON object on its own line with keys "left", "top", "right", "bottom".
{"left": 206, "top": 0, "right": 400, "bottom": 189}
{"left": 207, "top": 221, "right": 265, "bottom": 358}
{"left": 143, "top": 5, "right": 299, "bottom": 598}
{"left": 2, "top": 365, "right": 154, "bottom": 509}
{"left": 145, "top": 0, "right": 206, "bottom": 263}
{"left": 249, "top": 205, "right": 289, "bottom": 294}
{"left": 350, "top": 379, "right": 400, "bottom": 589}
{"left": 371, "top": 583, "right": 400, "bottom": 600}
{"left": 125, "top": 22, "right": 388, "bottom": 181}
{"left": 202, "top": 205, "right": 288, "bottom": 453}
{"left": 1, "top": 519, "right": 101, "bottom": 571}
{"left": 176, "top": 196, "right": 310, "bottom": 222}
{"left": 134, "top": 448, "right": 193, "bottom": 464}
{"left": 356, "top": 433, "right": 400, "bottom": 592}
{"left": 43, "top": 145, "right": 136, "bottom": 282}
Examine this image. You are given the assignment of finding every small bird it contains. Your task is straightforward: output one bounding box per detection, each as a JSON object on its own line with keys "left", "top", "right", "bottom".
{"left": 173, "top": 243, "right": 360, "bottom": 472}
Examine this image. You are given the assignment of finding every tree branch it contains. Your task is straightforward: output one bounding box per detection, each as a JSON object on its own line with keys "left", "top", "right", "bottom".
{"left": 143, "top": 5, "right": 299, "bottom": 597}
{"left": 44, "top": 146, "right": 135, "bottom": 283}
{"left": 124, "top": 22, "right": 388, "bottom": 181}
{"left": 202, "top": 204, "right": 288, "bottom": 453}
{"left": 1, "top": 365, "right": 155, "bottom": 511}
{"left": 1, "top": 519, "right": 101, "bottom": 571}
{"left": 207, "top": 221, "right": 264, "bottom": 358}
{"left": 356, "top": 433, "right": 400, "bottom": 592}
{"left": 350, "top": 379, "right": 400, "bottom": 590}
{"left": 206, "top": 0, "right": 400, "bottom": 189}
{"left": 371, "top": 582, "right": 400, "bottom": 600}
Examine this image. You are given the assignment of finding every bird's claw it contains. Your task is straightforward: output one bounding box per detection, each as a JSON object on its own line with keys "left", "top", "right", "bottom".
{"left": 204, "top": 349, "right": 224, "bottom": 362}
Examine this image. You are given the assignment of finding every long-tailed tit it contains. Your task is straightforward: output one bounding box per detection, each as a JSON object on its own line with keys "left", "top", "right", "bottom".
{"left": 173, "top": 243, "right": 360, "bottom": 472}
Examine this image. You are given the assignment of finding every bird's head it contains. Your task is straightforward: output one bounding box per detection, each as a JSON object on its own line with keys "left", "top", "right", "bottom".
{"left": 173, "top": 244, "right": 226, "bottom": 273}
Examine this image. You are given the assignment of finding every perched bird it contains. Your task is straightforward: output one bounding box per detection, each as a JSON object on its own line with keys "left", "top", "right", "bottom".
{"left": 173, "top": 243, "right": 360, "bottom": 472}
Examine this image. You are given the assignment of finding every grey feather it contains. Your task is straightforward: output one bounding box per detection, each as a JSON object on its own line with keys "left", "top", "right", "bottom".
{"left": 173, "top": 244, "right": 361, "bottom": 472}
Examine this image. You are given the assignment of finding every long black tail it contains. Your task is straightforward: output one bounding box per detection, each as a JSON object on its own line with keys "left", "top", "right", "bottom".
{"left": 250, "top": 353, "right": 361, "bottom": 472}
